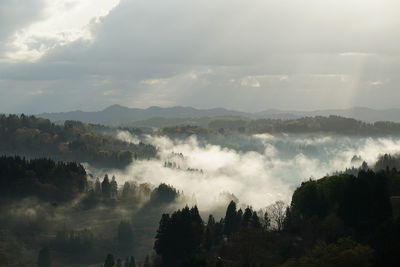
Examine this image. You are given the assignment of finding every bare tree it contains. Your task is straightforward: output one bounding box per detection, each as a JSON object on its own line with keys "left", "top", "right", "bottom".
{"left": 267, "top": 200, "right": 287, "bottom": 231}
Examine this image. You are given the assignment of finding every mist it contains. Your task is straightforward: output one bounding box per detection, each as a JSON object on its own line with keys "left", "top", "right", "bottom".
{"left": 92, "top": 132, "right": 400, "bottom": 213}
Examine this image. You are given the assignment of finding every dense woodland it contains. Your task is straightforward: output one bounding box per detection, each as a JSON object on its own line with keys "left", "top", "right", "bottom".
{"left": 0, "top": 156, "right": 186, "bottom": 266}
{"left": 161, "top": 116, "right": 400, "bottom": 137}
{"left": 0, "top": 115, "right": 157, "bottom": 168}
{"left": 141, "top": 168, "right": 400, "bottom": 267}
{"left": 2, "top": 153, "right": 399, "bottom": 266}
{"left": 4, "top": 114, "right": 400, "bottom": 266}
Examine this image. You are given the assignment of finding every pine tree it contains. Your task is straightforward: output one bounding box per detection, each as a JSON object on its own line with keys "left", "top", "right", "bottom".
{"left": 143, "top": 255, "right": 150, "bottom": 267}
{"left": 95, "top": 178, "right": 101, "bottom": 194}
{"left": 129, "top": 256, "right": 136, "bottom": 267}
{"left": 251, "top": 211, "right": 261, "bottom": 228}
{"left": 122, "top": 182, "right": 132, "bottom": 199}
{"left": 242, "top": 207, "right": 253, "bottom": 227}
{"left": 104, "top": 254, "right": 115, "bottom": 267}
{"left": 111, "top": 175, "right": 118, "bottom": 198}
{"left": 204, "top": 215, "right": 216, "bottom": 250}
{"left": 102, "top": 174, "right": 111, "bottom": 198}
{"left": 224, "top": 201, "right": 238, "bottom": 236}
{"left": 37, "top": 247, "right": 51, "bottom": 267}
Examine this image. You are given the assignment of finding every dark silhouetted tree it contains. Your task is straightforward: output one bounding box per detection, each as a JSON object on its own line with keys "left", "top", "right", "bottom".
{"left": 102, "top": 174, "right": 111, "bottom": 198}
{"left": 104, "top": 254, "right": 115, "bottom": 267}
{"left": 242, "top": 207, "right": 253, "bottom": 228}
{"left": 154, "top": 206, "right": 204, "bottom": 266}
{"left": 224, "top": 201, "right": 238, "bottom": 236}
{"left": 111, "top": 175, "right": 118, "bottom": 198}
{"left": 37, "top": 247, "right": 51, "bottom": 267}
{"left": 95, "top": 178, "right": 101, "bottom": 194}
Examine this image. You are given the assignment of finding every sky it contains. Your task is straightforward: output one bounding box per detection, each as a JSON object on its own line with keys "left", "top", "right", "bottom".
{"left": 0, "top": 0, "right": 399, "bottom": 113}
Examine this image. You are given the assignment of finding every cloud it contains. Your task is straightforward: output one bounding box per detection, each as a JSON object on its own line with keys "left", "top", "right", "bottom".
{"left": 98, "top": 133, "right": 400, "bottom": 212}
{"left": 28, "top": 89, "right": 45, "bottom": 96}
{"left": 102, "top": 90, "right": 117, "bottom": 96}
{"left": 2, "top": 0, "right": 120, "bottom": 62}
{"left": 1, "top": 0, "right": 400, "bottom": 112}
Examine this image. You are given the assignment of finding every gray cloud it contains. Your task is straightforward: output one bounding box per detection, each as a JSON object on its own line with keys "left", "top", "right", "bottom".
{"left": 1, "top": 0, "right": 400, "bottom": 113}
{"left": 0, "top": 0, "right": 46, "bottom": 58}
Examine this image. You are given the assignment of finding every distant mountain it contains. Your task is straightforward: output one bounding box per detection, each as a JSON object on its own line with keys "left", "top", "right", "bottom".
{"left": 38, "top": 105, "right": 251, "bottom": 125}
{"left": 37, "top": 105, "right": 400, "bottom": 125}
{"left": 255, "top": 107, "right": 400, "bottom": 122}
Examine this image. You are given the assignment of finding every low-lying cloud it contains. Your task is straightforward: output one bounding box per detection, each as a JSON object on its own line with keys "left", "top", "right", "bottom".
{"left": 99, "top": 133, "right": 400, "bottom": 212}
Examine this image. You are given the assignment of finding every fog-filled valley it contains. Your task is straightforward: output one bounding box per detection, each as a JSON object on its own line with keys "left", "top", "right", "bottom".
{"left": 108, "top": 131, "right": 400, "bottom": 210}
{"left": 2, "top": 113, "right": 400, "bottom": 266}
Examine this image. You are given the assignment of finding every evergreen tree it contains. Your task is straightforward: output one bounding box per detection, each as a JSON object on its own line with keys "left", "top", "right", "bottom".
{"left": 204, "top": 215, "right": 216, "bottom": 250}
{"left": 224, "top": 201, "right": 238, "bottom": 236}
{"left": 251, "top": 211, "right": 261, "bottom": 229}
{"left": 143, "top": 255, "right": 150, "bottom": 267}
{"left": 122, "top": 182, "right": 132, "bottom": 199}
{"left": 104, "top": 254, "right": 115, "bottom": 267}
{"left": 102, "top": 174, "right": 111, "bottom": 198}
{"left": 242, "top": 207, "right": 253, "bottom": 227}
{"left": 129, "top": 256, "right": 136, "bottom": 267}
{"left": 154, "top": 206, "right": 204, "bottom": 265}
{"left": 124, "top": 257, "right": 130, "bottom": 267}
{"left": 236, "top": 208, "right": 243, "bottom": 232}
{"left": 95, "top": 178, "right": 101, "bottom": 194}
{"left": 37, "top": 247, "right": 51, "bottom": 267}
{"left": 111, "top": 175, "right": 118, "bottom": 198}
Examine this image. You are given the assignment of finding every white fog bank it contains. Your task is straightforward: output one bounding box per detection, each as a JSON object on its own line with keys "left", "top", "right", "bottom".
{"left": 94, "top": 133, "right": 400, "bottom": 211}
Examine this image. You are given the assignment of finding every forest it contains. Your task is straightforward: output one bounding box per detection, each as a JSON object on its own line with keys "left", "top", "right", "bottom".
{"left": 2, "top": 151, "right": 400, "bottom": 266}
{"left": 0, "top": 115, "right": 157, "bottom": 168}
{"left": 3, "top": 115, "right": 400, "bottom": 266}
{"left": 161, "top": 116, "right": 400, "bottom": 137}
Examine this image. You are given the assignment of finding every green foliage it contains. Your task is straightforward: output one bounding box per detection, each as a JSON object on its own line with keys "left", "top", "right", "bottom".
{"left": 0, "top": 114, "right": 157, "bottom": 168}
{"left": 37, "top": 247, "right": 51, "bottom": 267}
{"left": 0, "top": 156, "right": 87, "bottom": 202}
{"left": 281, "top": 237, "right": 375, "bottom": 267}
{"left": 290, "top": 171, "right": 392, "bottom": 234}
{"left": 154, "top": 206, "right": 204, "bottom": 266}
{"left": 207, "top": 115, "right": 400, "bottom": 136}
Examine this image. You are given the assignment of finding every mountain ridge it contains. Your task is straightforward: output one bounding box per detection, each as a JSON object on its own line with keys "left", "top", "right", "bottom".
{"left": 36, "top": 105, "right": 400, "bottom": 125}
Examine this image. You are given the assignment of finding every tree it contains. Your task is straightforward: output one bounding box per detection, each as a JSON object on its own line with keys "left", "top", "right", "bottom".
{"left": 251, "top": 211, "right": 262, "bottom": 229}
{"left": 129, "top": 256, "right": 136, "bottom": 267}
{"left": 263, "top": 211, "right": 271, "bottom": 230}
{"left": 204, "top": 215, "right": 216, "bottom": 250}
{"left": 224, "top": 201, "right": 238, "bottom": 236}
{"left": 104, "top": 254, "right": 115, "bottom": 267}
{"left": 102, "top": 174, "right": 111, "bottom": 198}
{"left": 111, "top": 175, "right": 118, "bottom": 198}
{"left": 242, "top": 207, "right": 253, "bottom": 228}
{"left": 268, "top": 201, "right": 287, "bottom": 231}
{"left": 143, "top": 255, "right": 150, "bottom": 267}
{"left": 37, "top": 247, "right": 51, "bottom": 267}
{"left": 122, "top": 182, "right": 132, "bottom": 199}
{"left": 154, "top": 206, "right": 204, "bottom": 265}
{"left": 95, "top": 178, "right": 101, "bottom": 194}
{"left": 281, "top": 237, "right": 375, "bottom": 267}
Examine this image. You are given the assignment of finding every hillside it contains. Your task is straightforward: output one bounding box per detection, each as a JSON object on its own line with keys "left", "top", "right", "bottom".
{"left": 37, "top": 105, "right": 400, "bottom": 125}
